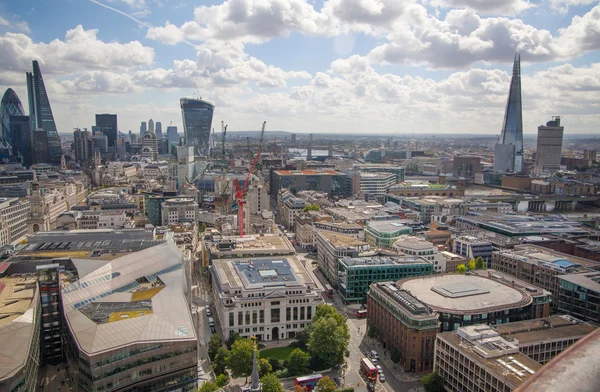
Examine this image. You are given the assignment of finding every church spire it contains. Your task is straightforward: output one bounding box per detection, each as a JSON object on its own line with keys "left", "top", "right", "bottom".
{"left": 250, "top": 338, "right": 261, "bottom": 391}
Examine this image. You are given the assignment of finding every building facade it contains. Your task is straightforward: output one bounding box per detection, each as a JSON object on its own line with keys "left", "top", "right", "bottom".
{"left": 535, "top": 117, "right": 564, "bottom": 174}
{"left": 394, "top": 235, "right": 446, "bottom": 273}
{"left": 271, "top": 169, "right": 351, "bottom": 199}
{"left": 0, "top": 88, "right": 26, "bottom": 162}
{"left": 95, "top": 114, "right": 118, "bottom": 148}
{"left": 0, "top": 197, "right": 30, "bottom": 244}
{"left": 180, "top": 97, "right": 214, "bottom": 155}
{"left": 161, "top": 198, "right": 198, "bottom": 225}
{"left": 315, "top": 231, "right": 370, "bottom": 287}
{"left": 453, "top": 236, "right": 493, "bottom": 264}
{"left": 364, "top": 219, "right": 412, "bottom": 249}
{"left": 557, "top": 271, "right": 600, "bottom": 323}
{"left": 141, "top": 129, "right": 158, "bottom": 161}
{"left": 359, "top": 172, "right": 396, "bottom": 201}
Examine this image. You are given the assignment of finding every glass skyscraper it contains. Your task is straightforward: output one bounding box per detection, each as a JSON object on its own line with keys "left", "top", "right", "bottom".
{"left": 27, "top": 60, "right": 62, "bottom": 163}
{"left": 95, "top": 113, "right": 118, "bottom": 147}
{"left": 494, "top": 53, "right": 524, "bottom": 173}
{"left": 180, "top": 97, "right": 214, "bottom": 155}
{"left": 0, "top": 88, "right": 25, "bottom": 160}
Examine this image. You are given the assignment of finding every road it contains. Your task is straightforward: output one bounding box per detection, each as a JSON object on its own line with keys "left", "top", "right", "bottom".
{"left": 191, "top": 265, "right": 214, "bottom": 385}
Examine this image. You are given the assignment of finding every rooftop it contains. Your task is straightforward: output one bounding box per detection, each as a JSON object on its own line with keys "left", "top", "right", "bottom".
{"left": 457, "top": 213, "right": 590, "bottom": 237}
{"left": 275, "top": 169, "right": 341, "bottom": 176}
{"left": 208, "top": 234, "right": 295, "bottom": 257}
{"left": 395, "top": 235, "right": 436, "bottom": 250}
{"left": 373, "top": 281, "right": 437, "bottom": 318}
{"left": 504, "top": 245, "right": 600, "bottom": 271}
{"left": 366, "top": 220, "right": 413, "bottom": 234}
{"left": 319, "top": 231, "right": 369, "bottom": 249}
{"left": 341, "top": 255, "right": 431, "bottom": 267}
{"left": 494, "top": 315, "right": 597, "bottom": 345}
{"left": 557, "top": 270, "right": 600, "bottom": 292}
{"left": 399, "top": 274, "right": 532, "bottom": 314}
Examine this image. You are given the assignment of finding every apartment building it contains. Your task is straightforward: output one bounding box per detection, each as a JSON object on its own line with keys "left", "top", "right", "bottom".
{"left": 0, "top": 197, "right": 29, "bottom": 244}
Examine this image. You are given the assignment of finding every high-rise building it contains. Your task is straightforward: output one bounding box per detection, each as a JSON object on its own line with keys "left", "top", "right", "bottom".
{"left": 9, "top": 115, "right": 33, "bottom": 167}
{"left": 180, "top": 97, "right": 214, "bottom": 155}
{"left": 167, "top": 125, "right": 178, "bottom": 142}
{"left": 155, "top": 121, "right": 162, "bottom": 139}
{"left": 27, "top": 60, "right": 62, "bottom": 163}
{"left": 140, "top": 121, "right": 147, "bottom": 136}
{"left": 148, "top": 118, "right": 154, "bottom": 132}
{"left": 535, "top": 116, "right": 564, "bottom": 174}
{"left": 141, "top": 128, "right": 158, "bottom": 161}
{"left": 494, "top": 53, "right": 524, "bottom": 173}
{"left": 33, "top": 129, "right": 49, "bottom": 164}
{"left": 95, "top": 114, "right": 118, "bottom": 147}
{"left": 0, "top": 88, "right": 26, "bottom": 160}
{"left": 73, "top": 128, "right": 93, "bottom": 166}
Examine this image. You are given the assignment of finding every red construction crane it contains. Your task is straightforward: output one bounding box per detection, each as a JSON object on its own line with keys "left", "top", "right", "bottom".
{"left": 234, "top": 121, "right": 266, "bottom": 237}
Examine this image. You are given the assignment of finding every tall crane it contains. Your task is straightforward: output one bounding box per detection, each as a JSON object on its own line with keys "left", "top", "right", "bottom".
{"left": 234, "top": 121, "right": 266, "bottom": 237}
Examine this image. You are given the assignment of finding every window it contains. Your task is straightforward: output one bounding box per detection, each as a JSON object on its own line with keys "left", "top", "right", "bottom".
{"left": 259, "top": 310, "right": 264, "bottom": 323}
{"left": 252, "top": 310, "right": 257, "bottom": 324}
{"left": 238, "top": 312, "right": 243, "bottom": 326}
{"left": 293, "top": 307, "right": 298, "bottom": 321}
{"left": 245, "top": 312, "right": 250, "bottom": 325}
{"left": 229, "top": 313, "right": 234, "bottom": 327}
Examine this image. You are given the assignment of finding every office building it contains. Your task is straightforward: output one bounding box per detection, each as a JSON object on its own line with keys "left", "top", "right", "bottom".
{"left": 155, "top": 121, "right": 163, "bottom": 139}
{"left": 37, "top": 264, "right": 63, "bottom": 365}
{"left": 493, "top": 315, "right": 596, "bottom": 365}
{"left": 453, "top": 235, "right": 493, "bottom": 264}
{"left": 557, "top": 271, "right": 600, "bottom": 323}
{"left": 73, "top": 128, "right": 94, "bottom": 166}
{"left": 61, "top": 242, "right": 198, "bottom": 392}
{"left": 453, "top": 156, "right": 481, "bottom": 178}
{"left": 0, "top": 88, "right": 26, "bottom": 161}
{"left": 167, "top": 125, "right": 178, "bottom": 142}
{"left": 364, "top": 219, "right": 412, "bottom": 249}
{"left": 161, "top": 198, "right": 198, "bottom": 225}
{"left": 0, "top": 272, "right": 41, "bottom": 392}
{"left": 535, "top": 116, "right": 564, "bottom": 174}
{"left": 95, "top": 114, "right": 118, "bottom": 147}
{"left": 32, "top": 128, "right": 49, "bottom": 164}
{"left": 356, "top": 164, "right": 405, "bottom": 183}
{"left": 359, "top": 172, "right": 396, "bottom": 201}
{"left": 141, "top": 127, "right": 158, "bottom": 161}
{"left": 270, "top": 169, "right": 351, "bottom": 199}
{"left": 367, "top": 281, "right": 439, "bottom": 373}
{"left": 210, "top": 255, "right": 325, "bottom": 341}
{"left": 8, "top": 115, "right": 33, "bottom": 167}
{"left": 338, "top": 255, "right": 432, "bottom": 303}
{"left": 148, "top": 118, "right": 154, "bottom": 133}
{"left": 26, "top": 60, "right": 62, "bottom": 163}
{"left": 140, "top": 121, "right": 147, "bottom": 136}
{"left": 494, "top": 53, "right": 524, "bottom": 173}
{"left": 180, "top": 97, "right": 215, "bottom": 155}
{"left": 435, "top": 325, "right": 541, "bottom": 392}
{"left": 394, "top": 235, "right": 446, "bottom": 273}
{"left": 315, "top": 231, "right": 371, "bottom": 287}
{"left": 583, "top": 149, "right": 596, "bottom": 165}
{"left": 247, "top": 182, "right": 269, "bottom": 215}
{"left": 0, "top": 197, "right": 30, "bottom": 245}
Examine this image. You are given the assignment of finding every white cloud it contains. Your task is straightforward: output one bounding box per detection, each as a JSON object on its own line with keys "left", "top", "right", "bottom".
{"left": 550, "top": 0, "right": 599, "bottom": 14}
{"left": 145, "top": 21, "right": 185, "bottom": 45}
{"left": 558, "top": 4, "right": 600, "bottom": 52}
{"left": 0, "top": 25, "right": 155, "bottom": 74}
{"left": 425, "top": 0, "right": 535, "bottom": 16}
{"left": 130, "top": 8, "right": 151, "bottom": 18}
{"left": 0, "top": 15, "right": 10, "bottom": 26}
{"left": 59, "top": 71, "right": 138, "bottom": 94}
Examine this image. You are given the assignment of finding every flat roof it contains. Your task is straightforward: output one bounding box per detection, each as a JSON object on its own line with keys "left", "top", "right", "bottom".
{"left": 506, "top": 245, "right": 600, "bottom": 271}
{"left": 494, "top": 316, "right": 597, "bottom": 345}
{"left": 399, "top": 274, "right": 532, "bottom": 314}
{"left": 275, "top": 169, "right": 341, "bottom": 176}
{"left": 209, "top": 234, "right": 295, "bottom": 256}
{"left": 341, "top": 255, "right": 431, "bottom": 267}
{"left": 557, "top": 271, "right": 600, "bottom": 292}
{"left": 367, "top": 220, "right": 412, "bottom": 234}
{"left": 319, "top": 231, "right": 368, "bottom": 248}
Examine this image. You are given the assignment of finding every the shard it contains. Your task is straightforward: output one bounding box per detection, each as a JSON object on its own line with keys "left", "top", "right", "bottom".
{"left": 494, "top": 53, "right": 524, "bottom": 173}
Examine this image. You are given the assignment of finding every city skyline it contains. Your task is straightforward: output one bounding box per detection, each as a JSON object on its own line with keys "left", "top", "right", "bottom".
{"left": 0, "top": 1, "right": 598, "bottom": 136}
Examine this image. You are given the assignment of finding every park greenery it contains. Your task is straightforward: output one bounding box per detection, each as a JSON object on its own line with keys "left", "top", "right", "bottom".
{"left": 456, "top": 256, "right": 486, "bottom": 274}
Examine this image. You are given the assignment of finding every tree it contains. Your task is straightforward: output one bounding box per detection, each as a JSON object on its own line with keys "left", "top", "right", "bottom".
{"left": 422, "top": 371, "right": 445, "bottom": 392}
{"left": 201, "top": 223, "right": 207, "bottom": 233}
{"left": 308, "top": 316, "right": 350, "bottom": 369}
{"left": 215, "top": 373, "right": 229, "bottom": 388}
{"left": 303, "top": 203, "right": 320, "bottom": 212}
{"left": 468, "top": 258, "right": 476, "bottom": 271}
{"left": 198, "top": 381, "right": 219, "bottom": 392}
{"left": 268, "top": 357, "right": 283, "bottom": 372}
{"left": 293, "top": 328, "right": 312, "bottom": 350}
{"left": 285, "top": 348, "right": 311, "bottom": 377}
{"left": 208, "top": 333, "right": 223, "bottom": 361}
{"left": 456, "top": 264, "right": 466, "bottom": 274}
{"left": 368, "top": 324, "right": 377, "bottom": 339}
{"left": 390, "top": 347, "right": 400, "bottom": 364}
{"left": 227, "top": 338, "right": 255, "bottom": 379}
{"left": 226, "top": 331, "right": 241, "bottom": 350}
{"left": 294, "top": 386, "right": 308, "bottom": 392}
{"left": 212, "top": 347, "right": 229, "bottom": 376}
{"left": 259, "top": 358, "right": 273, "bottom": 377}
{"left": 261, "top": 373, "right": 284, "bottom": 392}
{"left": 475, "top": 256, "right": 484, "bottom": 270}
{"left": 315, "top": 376, "right": 337, "bottom": 392}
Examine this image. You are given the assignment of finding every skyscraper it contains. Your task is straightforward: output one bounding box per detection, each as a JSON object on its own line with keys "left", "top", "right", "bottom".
{"left": 0, "top": 88, "right": 26, "bottom": 160}
{"left": 148, "top": 119, "right": 154, "bottom": 133}
{"left": 9, "top": 115, "right": 33, "bottom": 167}
{"left": 166, "top": 126, "right": 178, "bottom": 143}
{"left": 26, "top": 60, "right": 62, "bottom": 163}
{"left": 155, "top": 121, "right": 163, "bottom": 139}
{"left": 494, "top": 53, "right": 524, "bottom": 173}
{"left": 95, "top": 114, "right": 118, "bottom": 147}
{"left": 535, "top": 116, "right": 564, "bottom": 174}
{"left": 140, "top": 121, "right": 147, "bottom": 136}
{"left": 180, "top": 97, "right": 214, "bottom": 155}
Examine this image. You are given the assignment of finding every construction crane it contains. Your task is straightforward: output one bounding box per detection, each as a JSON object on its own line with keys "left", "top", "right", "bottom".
{"left": 234, "top": 121, "right": 266, "bottom": 237}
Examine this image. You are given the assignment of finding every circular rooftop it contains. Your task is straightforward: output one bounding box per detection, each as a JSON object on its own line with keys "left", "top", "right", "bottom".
{"left": 399, "top": 274, "right": 532, "bottom": 314}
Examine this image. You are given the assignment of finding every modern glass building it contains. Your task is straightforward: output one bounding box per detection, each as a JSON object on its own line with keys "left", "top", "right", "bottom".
{"left": 180, "top": 97, "right": 214, "bottom": 155}
{"left": 0, "top": 88, "right": 26, "bottom": 160}
{"left": 494, "top": 53, "right": 524, "bottom": 173}
{"left": 27, "top": 60, "right": 62, "bottom": 163}
{"left": 95, "top": 114, "right": 118, "bottom": 147}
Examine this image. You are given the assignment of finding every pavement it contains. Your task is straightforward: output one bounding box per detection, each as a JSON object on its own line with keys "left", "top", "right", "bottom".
{"left": 38, "top": 364, "right": 73, "bottom": 392}
{"left": 192, "top": 266, "right": 216, "bottom": 385}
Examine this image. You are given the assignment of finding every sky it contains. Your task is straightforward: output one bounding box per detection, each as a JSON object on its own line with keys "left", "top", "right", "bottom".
{"left": 0, "top": 0, "right": 599, "bottom": 136}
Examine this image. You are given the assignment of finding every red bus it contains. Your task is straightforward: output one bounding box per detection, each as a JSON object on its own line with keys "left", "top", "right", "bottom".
{"left": 324, "top": 284, "right": 333, "bottom": 298}
{"left": 295, "top": 374, "right": 323, "bottom": 391}
{"left": 360, "top": 358, "right": 378, "bottom": 381}
{"left": 356, "top": 309, "right": 367, "bottom": 318}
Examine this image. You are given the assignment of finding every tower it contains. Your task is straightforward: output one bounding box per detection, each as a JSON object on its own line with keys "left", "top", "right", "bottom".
{"left": 142, "top": 128, "right": 158, "bottom": 161}
{"left": 140, "top": 121, "right": 147, "bottom": 136}
{"left": 0, "top": 88, "right": 26, "bottom": 160}
{"left": 242, "top": 337, "right": 262, "bottom": 392}
{"left": 180, "top": 97, "right": 215, "bottom": 156}
{"left": 148, "top": 119, "right": 154, "bottom": 133}
{"left": 95, "top": 114, "right": 118, "bottom": 147}
{"left": 494, "top": 53, "right": 524, "bottom": 173}
{"left": 535, "top": 116, "right": 564, "bottom": 174}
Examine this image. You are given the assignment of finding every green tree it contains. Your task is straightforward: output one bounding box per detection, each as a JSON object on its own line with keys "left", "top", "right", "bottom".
{"left": 284, "top": 348, "right": 311, "bottom": 377}
{"left": 226, "top": 331, "right": 241, "bottom": 350}
{"left": 315, "top": 376, "right": 337, "bottom": 392}
{"left": 313, "top": 304, "right": 347, "bottom": 327}
{"left": 368, "top": 324, "right": 377, "bottom": 339}
{"left": 227, "top": 338, "right": 255, "bottom": 380}
{"left": 303, "top": 203, "right": 321, "bottom": 212}
{"left": 212, "top": 347, "right": 229, "bottom": 376}
{"left": 261, "top": 373, "right": 284, "bottom": 392}
{"left": 468, "top": 258, "right": 476, "bottom": 271}
{"left": 422, "top": 371, "right": 445, "bottom": 392}
{"left": 215, "top": 373, "right": 229, "bottom": 388}
{"left": 198, "top": 381, "right": 219, "bottom": 392}
{"left": 308, "top": 316, "right": 350, "bottom": 369}
{"left": 208, "top": 333, "right": 223, "bottom": 361}
{"left": 390, "top": 347, "right": 400, "bottom": 364}
{"left": 294, "top": 328, "right": 312, "bottom": 350}
{"left": 294, "top": 386, "right": 308, "bottom": 392}
{"left": 259, "top": 358, "right": 273, "bottom": 377}
{"left": 201, "top": 223, "right": 207, "bottom": 233}
{"left": 475, "top": 256, "right": 484, "bottom": 270}
{"left": 456, "top": 264, "right": 466, "bottom": 274}
{"left": 268, "top": 357, "right": 283, "bottom": 372}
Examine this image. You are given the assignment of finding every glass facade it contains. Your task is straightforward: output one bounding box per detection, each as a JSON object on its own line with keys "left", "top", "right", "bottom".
{"left": 0, "top": 88, "right": 25, "bottom": 160}
{"left": 497, "top": 53, "right": 524, "bottom": 172}
{"left": 180, "top": 98, "right": 214, "bottom": 155}
{"left": 95, "top": 114, "right": 118, "bottom": 147}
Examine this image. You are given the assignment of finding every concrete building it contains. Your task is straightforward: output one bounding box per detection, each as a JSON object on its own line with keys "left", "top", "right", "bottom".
{"left": 359, "top": 172, "right": 396, "bottom": 202}
{"left": 364, "top": 219, "right": 412, "bottom": 249}
{"left": 270, "top": 169, "right": 351, "bottom": 198}
{"left": 293, "top": 211, "right": 333, "bottom": 249}
{"left": 453, "top": 235, "right": 493, "bottom": 264}
{"left": 202, "top": 233, "right": 295, "bottom": 268}
{"left": 493, "top": 315, "right": 596, "bottom": 365}
{"left": 161, "top": 198, "right": 198, "bottom": 225}
{"left": 210, "top": 256, "right": 324, "bottom": 341}
{"left": 279, "top": 192, "right": 306, "bottom": 230}
{"left": 388, "top": 182, "right": 464, "bottom": 197}
{"left": 312, "top": 221, "right": 363, "bottom": 244}
{"left": 315, "top": 231, "right": 370, "bottom": 287}
{"left": 557, "top": 270, "right": 600, "bottom": 324}
{"left": 247, "top": 182, "right": 269, "bottom": 215}
{"left": 453, "top": 156, "right": 481, "bottom": 179}
{"left": 141, "top": 128, "right": 158, "bottom": 161}
{"left": 27, "top": 176, "right": 69, "bottom": 233}
{"left": 435, "top": 325, "right": 541, "bottom": 392}
{"left": 338, "top": 255, "right": 432, "bottom": 303}
{"left": 0, "top": 198, "right": 29, "bottom": 244}
{"left": 367, "top": 281, "right": 439, "bottom": 374}
{"left": 535, "top": 117, "right": 564, "bottom": 174}
{"left": 394, "top": 235, "right": 446, "bottom": 273}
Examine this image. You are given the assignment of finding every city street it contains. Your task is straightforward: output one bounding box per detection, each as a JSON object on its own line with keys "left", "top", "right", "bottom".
{"left": 191, "top": 264, "right": 215, "bottom": 385}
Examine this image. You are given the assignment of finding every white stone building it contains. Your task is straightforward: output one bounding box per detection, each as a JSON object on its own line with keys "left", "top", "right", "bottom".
{"left": 0, "top": 198, "right": 30, "bottom": 244}
{"left": 161, "top": 198, "right": 198, "bottom": 225}
{"left": 394, "top": 235, "right": 446, "bottom": 273}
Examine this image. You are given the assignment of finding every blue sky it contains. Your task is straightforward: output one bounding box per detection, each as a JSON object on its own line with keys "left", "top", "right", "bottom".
{"left": 0, "top": 0, "right": 599, "bottom": 135}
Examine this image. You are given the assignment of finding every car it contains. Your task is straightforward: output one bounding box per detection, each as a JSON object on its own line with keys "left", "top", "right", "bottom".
{"left": 376, "top": 365, "right": 383, "bottom": 374}
{"left": 210, "top": 327, "right": 216, "bottom": 334}
{"left": 206, "top": 308, "right": 212, "bottom": 317}
{"left": 379, "top": 374, "right": 386, "bottom": 383}
{"left": 371, "top": 350, "right": 380, "bottom": 359}
{"left": 366, "top": 382, "right": 376, "bottom": 392}
{"left": 208, "top": 317, "right": 215, "bottom": 327}
{"left": 370, "top": 357, "right": 378, "bottom": 364}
